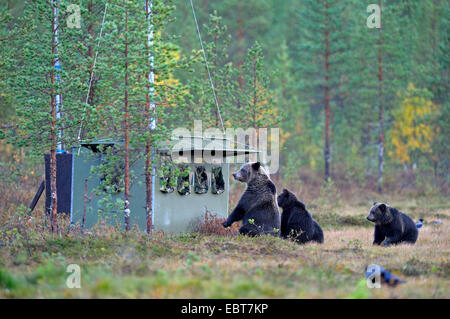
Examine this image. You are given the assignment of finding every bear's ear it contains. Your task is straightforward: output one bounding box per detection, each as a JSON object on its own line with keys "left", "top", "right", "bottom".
{"left": 373, "top": 202, "right": 377, "bottom": 206}
{"left": 252, "top": 162, "right": 261, "bottom": 171}
{"left": 378, "top": 203, "right": 387, "bottom": 212}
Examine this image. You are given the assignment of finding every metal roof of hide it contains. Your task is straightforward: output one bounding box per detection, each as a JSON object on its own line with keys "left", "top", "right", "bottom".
{"left": 78, "top": 136, "right": 259, "bottom": 157}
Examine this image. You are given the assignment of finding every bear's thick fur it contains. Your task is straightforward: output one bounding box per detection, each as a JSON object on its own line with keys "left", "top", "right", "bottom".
{"left": 277, "top": 189, "right": 324, "bottom": 244}
{"left": 222, "top": 162, "right": 280, "bottom": 236}
{"left": 367, "top": 202, "right": 418, "bottom": 246}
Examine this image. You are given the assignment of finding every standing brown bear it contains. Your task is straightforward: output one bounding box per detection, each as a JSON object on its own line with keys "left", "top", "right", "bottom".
{"left": 367, "top": 202, "right": 418, "bottom": 246}
{"left": 222, "top": 162, "right": 280, "bottom": 236}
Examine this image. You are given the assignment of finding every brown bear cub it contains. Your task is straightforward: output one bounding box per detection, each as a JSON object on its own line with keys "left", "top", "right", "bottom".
{"left": 367, "top": 202, "right": 418, "bottom": 246}
{"left": 277, "top": 189, "right": 324, "bottom": 244}
{"left": 222, "top": 162, "right": 280, "bottom": 236}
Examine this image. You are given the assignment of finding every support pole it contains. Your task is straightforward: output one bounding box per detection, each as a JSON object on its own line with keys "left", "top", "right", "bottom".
{"left": 148, "top": 0, "right": 155, "bottom": 130}
{"left": 145, "top": 0, "right": 155, "bottom": 234}
{"left": 52, "top": 0, "right": 64, "bottom": 153}
{"left": 29, "top": 181, "right": 45, "bottom": 213}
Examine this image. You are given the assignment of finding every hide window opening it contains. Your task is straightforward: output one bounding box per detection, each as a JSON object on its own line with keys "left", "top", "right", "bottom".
{"left": 211, "top": 166, "right": 225, "bottom": 194}
{"left": 158, "top": 158, "right": 177, "bottom": 193}
{"left": 194, "top": 165, "right": 209, "bottom": 194}
{"left": 177, "top": 164, "right": 191, "bottom": 195}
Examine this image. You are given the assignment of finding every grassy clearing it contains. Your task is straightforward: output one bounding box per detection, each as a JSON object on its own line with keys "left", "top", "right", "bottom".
{"left": 0, "top": 195, "right": 448, "bottom": 298}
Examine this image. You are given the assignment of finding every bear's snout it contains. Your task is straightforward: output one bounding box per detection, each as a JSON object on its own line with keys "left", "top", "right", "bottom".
{"left": 232, "top": 172, "right": 243, "bottom": 181}
{"left": 366, "top": 215, "right": 375, "bottom": 222}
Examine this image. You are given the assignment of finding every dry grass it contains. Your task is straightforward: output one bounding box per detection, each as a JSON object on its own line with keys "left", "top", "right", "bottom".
{"left": 0, "top": 160, "right": 448, "bottom": 298}
{"left": 194, "top": 211, "right": 240, "bottom": 236}
{"left": 0, "top": 205, "right": 448, "bottom": 298}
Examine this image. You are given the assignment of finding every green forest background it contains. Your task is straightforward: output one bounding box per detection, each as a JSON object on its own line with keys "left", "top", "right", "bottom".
{"left": 0, "top": 0, "right": 448, "bottom": 299}
{"left": 166, "top": 0, "right": 449, "bottom": 194}
{"left": 0, "top": 0, "right": 448, "bottom": 198}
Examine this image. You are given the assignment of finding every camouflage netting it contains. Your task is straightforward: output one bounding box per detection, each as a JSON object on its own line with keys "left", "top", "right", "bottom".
{"left": 194, "top": 166, "right": 208, "bottom": 194}
{"left": 177, "top": 165, "right": 191, "bottom": 195}
{"left": 211, "top": 166, "right": 225, "bottom": 194}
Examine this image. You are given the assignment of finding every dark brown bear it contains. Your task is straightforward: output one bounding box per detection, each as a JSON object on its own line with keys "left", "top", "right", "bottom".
{"left": 277, "top": 189, "right": 324, "bottom": 244}
{"left": 222, "top": 162, "right": 280, "bottom": 236}
{"left": 367, "top": 202, "right": 418, "bottom": 246}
